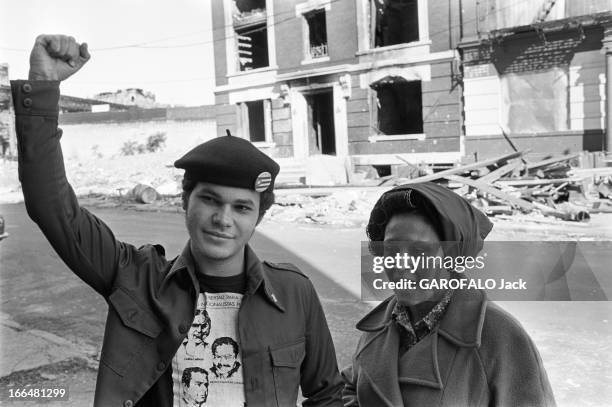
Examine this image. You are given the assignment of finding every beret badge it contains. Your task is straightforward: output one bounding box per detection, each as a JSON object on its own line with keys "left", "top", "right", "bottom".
{"left": 254, "top": 171, "right": 272, "bottom": 192}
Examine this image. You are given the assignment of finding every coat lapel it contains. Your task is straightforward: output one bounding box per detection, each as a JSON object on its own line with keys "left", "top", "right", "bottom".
{"left": 397, "top": 330, "right": 443, "bottom": 389}
{"left": 354, "top": 290, "right": 489, "bottom": 404}
{"left": 356, "top": 322, "right": 405, "bottom": 407}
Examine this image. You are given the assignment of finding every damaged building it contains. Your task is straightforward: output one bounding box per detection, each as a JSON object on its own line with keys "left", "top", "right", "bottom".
{"left": 459, "top": 0, "right": 612, "bottom": 160}
{"left": 212, "top": 0, "right": 612, "bottom": 184}
{"left": 212, "top": 0, "right": 461, "bottom": 184}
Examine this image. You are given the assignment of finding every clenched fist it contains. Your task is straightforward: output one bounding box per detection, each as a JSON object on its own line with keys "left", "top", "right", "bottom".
{"left": 29, "top": 34, "right": 90, "bottom": 81}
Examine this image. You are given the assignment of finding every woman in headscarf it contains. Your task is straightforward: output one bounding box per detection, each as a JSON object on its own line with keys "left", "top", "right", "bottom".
{"left": 342, "top": 182, "right": 556, "bottom": 407}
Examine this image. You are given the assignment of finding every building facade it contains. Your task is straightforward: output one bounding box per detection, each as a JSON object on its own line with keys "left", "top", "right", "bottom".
{"left": 212, "top": 0, "right": 463, "bottom": 183}
{"left": 459, "top": 0, "right": 612, "bottom": 160}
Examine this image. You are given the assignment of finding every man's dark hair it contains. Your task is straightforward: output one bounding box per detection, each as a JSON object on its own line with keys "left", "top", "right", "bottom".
{"left": 181, "top": 176, "right": 275, "bottom": 222}
{"left": 182, "top": 366, "right": 209, "bottom": 387}
{"left": 211, "top": 336, "right": 239, "bottom": 357}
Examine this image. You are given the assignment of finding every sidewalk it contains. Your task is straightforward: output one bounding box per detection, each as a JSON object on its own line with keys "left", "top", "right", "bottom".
{"left": 0, "top": 314, "right": 98, "bottom": 405}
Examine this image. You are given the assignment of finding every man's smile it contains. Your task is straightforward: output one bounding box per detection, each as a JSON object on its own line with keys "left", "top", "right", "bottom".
{"left": 203, "top": 230, "right": 234, "bottom": 239}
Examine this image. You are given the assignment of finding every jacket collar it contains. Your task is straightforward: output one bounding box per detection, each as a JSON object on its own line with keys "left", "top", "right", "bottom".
{"left": 165, "top": 242, "right": 284, "bottom": 312}
{"left": 353, "top": 289, "right": 487, "bottom": 405}
{"left": 243, "top": 245, "right": 285, "bottom": 312}
{"left": 165, "top": 242, "right": 199, "bottom": 291}
{"left": 356, "top": 289, "right": 487, "bottom": 346}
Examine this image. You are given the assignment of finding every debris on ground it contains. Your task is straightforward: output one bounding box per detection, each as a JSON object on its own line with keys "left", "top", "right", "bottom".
{"left": 380, "top": 151, "right": 612, "bottom": 222}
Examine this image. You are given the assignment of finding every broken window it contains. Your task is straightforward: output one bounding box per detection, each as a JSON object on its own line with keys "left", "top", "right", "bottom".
{"left": 500, "top": 68, "right": 568, "bottom": 134}
{"left": 238, "top": 100, "right": 271, "bottom": 143}
{"left": 233, "top": 0, "right": 269, "bottom": 71}
{"left": 370, "top": 0, "right": 419, "bottom": 48}
{"left": 371, "top": 78, "right": 423, "bottom": 135}
{"left": 305, "top": 9, "right": 328, "bottom": 59}
{"left": 236, "top": 24, "right": 269, "bottom": 71}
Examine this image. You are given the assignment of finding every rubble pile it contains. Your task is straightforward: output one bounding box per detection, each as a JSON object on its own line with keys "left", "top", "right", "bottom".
{"left": 381, "top": 151, "right": 612, "bottom": 222}
{"left": 267, "top": 190, "right": 381, "bottom": 228}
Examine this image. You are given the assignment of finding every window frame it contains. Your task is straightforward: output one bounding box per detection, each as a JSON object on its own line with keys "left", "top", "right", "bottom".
{"left": 237, "top": 99, "right": 274, "bottom": 145}
{"left": 296, "top": 0, "right": 332, "bottom": 65}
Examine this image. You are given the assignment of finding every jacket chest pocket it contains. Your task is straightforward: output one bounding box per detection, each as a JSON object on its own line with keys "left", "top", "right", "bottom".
{"left": 269, "top": 338, "right": 305, "bottom": 407}
{"left": 102, "top": 287, "right": 163, "bottom": 377}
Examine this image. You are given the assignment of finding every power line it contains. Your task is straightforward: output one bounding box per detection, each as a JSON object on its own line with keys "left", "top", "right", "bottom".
{"left": 0, "top": 0, "right": 342, "bottom": 52}
{"left": 4, "top": 0, "right": 541, "bottom": 88}
{"left": 0, "top": 0, "right": 531, "bottom": 53}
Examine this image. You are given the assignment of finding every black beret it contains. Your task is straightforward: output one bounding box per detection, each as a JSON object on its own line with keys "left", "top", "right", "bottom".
{"left": 174, "top": 135, "right": 280, "bottom": 192}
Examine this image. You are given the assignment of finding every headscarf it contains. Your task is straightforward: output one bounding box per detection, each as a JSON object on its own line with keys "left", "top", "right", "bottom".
{"left": 367, "top": 182, "right": 493, "bottom": 258}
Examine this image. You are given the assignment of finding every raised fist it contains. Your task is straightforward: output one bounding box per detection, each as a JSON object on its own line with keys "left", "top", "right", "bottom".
{"left": 29, "top": 35, "right": 90, "bottom": 81}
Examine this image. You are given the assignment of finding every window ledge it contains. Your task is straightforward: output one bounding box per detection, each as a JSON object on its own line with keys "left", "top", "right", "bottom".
{"left": 301, "top": 56, "right": 330, "bottom": 65}
{"left": 252, "top": 141, "right": 276, "bottom": 148}
{"left": 227, "top": 66, "right": 279, "bottom": 78}
{"left": 356, "top": 40, "right": 432, "bottom": 56}
{"left": 368, "top": 134, "right": 426, "bottom": 143}
{"left": 296, "top": 0, "right": 332, "bottom": 16}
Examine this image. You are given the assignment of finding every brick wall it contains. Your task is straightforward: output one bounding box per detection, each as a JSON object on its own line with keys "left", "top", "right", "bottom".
{"left": 60, "top": 106, "right": 216, "bottom": 125}
{"left": 271, "top": 98, "right": 293, "bottom": 157}
{"left": 215, "top": 103, "right": 238, "bottom": 138}
{"left": 346, "top": 59, "right": 462, "bottom": 156}
{"left": 465, "top": 130, "right": 605, "bottom": 162}
{"left": 275, "top": 0, "right": 358, "bottom": 74}
{"left": 429, "top": 0, "right": 460, "bottom": 52}
{"left": 422, "top": 62, "right": 461, "bottom": 139}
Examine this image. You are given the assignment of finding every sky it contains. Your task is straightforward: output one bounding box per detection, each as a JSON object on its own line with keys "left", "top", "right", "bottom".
{"left": 0, "top": 0, "right": 216, "bottom": 106}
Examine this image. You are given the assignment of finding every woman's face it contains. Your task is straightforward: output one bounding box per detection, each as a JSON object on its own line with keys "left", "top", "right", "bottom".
{"left": 384, "top": 211, "right": 450, "bottom": 306}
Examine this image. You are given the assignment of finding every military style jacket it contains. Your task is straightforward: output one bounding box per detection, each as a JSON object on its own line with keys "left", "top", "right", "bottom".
{"left": 11, "top": 80, "right": 343, "bottom": 407}
{"left": 342, "top": 289, "right": 556, "bottom": 407}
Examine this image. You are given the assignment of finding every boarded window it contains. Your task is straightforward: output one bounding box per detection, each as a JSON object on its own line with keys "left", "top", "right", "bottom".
{"left": 371, "top": 0, "right": 419, "bottom": 48}
{"left": 500, "top": 68, "right": 568, "bottom": 133}
{"left": 305, "top": 9, "right": 328, "bottom": 58}
{"left": 372, "top": 79, "right": 423, "bottom": 135}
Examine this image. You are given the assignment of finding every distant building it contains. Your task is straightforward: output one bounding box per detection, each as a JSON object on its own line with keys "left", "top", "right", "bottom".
{"left": 94, "top": 88, "right": 158, "bottom": 108}
{"left": 59, "top": 94, "right": 129, "bottom": 113}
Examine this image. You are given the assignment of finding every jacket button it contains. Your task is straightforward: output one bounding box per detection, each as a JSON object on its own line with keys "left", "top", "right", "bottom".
{"left": 157, "top": 361, "right": 166, "bottom": 371}
{"left": 22, "top": 83, "right": 32, "bottom": 93}
{"left": 123, "top": 400, "right": 133, "bottom": 407}
{"left": 23, "top": 98, "right": 33, "bottom": 108}
{"left": 179, "top": 323, "right": 188, "bottom": 334}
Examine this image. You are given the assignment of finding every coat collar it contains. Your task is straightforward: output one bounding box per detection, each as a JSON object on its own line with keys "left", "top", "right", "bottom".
{"left": 356, "top": 289, "right": 487, "bottom": 346}
{"left": 164, "top": 242, "right": 284, "bottom": 312}
{"left": 353, "top": 290, "right": 488, "bottom": 405}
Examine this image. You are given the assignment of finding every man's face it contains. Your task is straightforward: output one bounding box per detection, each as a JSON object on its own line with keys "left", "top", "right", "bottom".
{"left": 188, "top": 309, "right": 210, "bottom": 343}
{"left": 184, "top": 371, "right": 208, "bottom": 405}
{"left": 213, "top": 343, "right": 237, "bottom": 375}
{"left": 384, "top": 212, "right": 449, "bottom": 306}
{"left": 186, "top": 182, "right": 260, "bottom": 264}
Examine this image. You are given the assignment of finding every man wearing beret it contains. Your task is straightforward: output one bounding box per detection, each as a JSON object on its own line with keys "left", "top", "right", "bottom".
{"left": 11, "top": 34, "right": 343, "bottom": 406}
